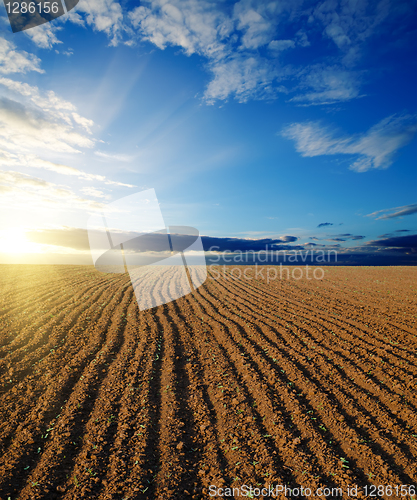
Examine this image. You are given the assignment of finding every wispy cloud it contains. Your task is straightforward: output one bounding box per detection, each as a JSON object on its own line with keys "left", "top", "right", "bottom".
{"left": 0, "top": 76, "right": 97, "bottom": 155}
{"left": 129, "top": 0, "right": 231, "bottom": 57}
{"left": 24, "top": 23, "right": 63, "bottom": 49}
{"left": 95, "top": 151, "right": 134, "bottom": 162}
{"left": 24, "top": 0, "right": 125, "bottom": 48}
{"left": 366, "top": 203, "right": 417, "bottom": 220}
{"left": 76, "top": 0, "right": 125, "bottom": 46}
{"left": 268, "top": 39, "right": 296, "bottom": 52}
{"left": 0, "top": 170, "right": 105, "bottom": 211}
{"left": 291, "top": 65, "right": 362, "bottom": 105}
{"left": 0, "top": 38, "right": 44, "bottom": 74}
{"left": 282, "top": 114, "right": 417, "bottom": 172}
{"left": 204, "top": 54, "right": 287, "bottom": 103}
{"left": 0, "top": 76, "right": 83, "bottom": 116}
{"left": 0, "top": 77, "right": 136, "bottom": 189}
{"left": 0, "top": 150, "right": 136, "bottom": 188}
{"left": 0, "top": 96, "right": 93, "bottom": 154}
{"left": 80, "top": 187, "right": 110, "bottom": 199}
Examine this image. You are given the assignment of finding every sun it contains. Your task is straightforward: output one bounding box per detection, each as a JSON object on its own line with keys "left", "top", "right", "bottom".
{"left": 0, "top": 228, "right": 43, "bottom": 255}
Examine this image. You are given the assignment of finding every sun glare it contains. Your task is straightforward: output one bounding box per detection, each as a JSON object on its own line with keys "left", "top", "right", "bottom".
{"left": 0, "top": 228, "right": 43, "bottom": 255}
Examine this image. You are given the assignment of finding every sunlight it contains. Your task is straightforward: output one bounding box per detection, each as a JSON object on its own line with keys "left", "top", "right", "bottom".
{"left": 0, "top": 228, "right": 43, "bottom": 255}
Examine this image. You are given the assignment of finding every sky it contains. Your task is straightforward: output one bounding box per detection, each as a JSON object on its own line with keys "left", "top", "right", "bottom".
{"left": 0, "top": 0, "right": 416, "bottom": 265}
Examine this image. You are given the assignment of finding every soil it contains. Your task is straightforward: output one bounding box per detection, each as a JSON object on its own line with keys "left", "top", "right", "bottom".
{"left": 0, "top": 265, "right": 416, "bottom": 500}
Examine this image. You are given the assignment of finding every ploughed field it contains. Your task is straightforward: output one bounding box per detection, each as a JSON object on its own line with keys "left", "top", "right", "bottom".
{"left": 0, "top": 265, "right": 416, "bottom": 500}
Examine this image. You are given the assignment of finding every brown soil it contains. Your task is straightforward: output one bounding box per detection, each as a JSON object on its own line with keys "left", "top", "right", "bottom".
{"left": 0, "top": 265, "right": 416, "bottom": 500}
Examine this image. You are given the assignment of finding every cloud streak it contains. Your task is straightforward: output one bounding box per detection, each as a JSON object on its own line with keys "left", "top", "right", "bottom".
{"left": 0, "top": 96, "right": 94, "bottom": 154}
{"left": 0, "top": 150, "right": 135, "bottom": 188}
{"left": 282, "top": 114, "right": 417, "bottom": 172}
{"left": 291, "top": 65, "right": 362, "bottom": 105}
{"left": 366, "top": 203, "right": 417, "bottom": 220}
{"left": 0, "top": 170, "right": 105, "bottom": 211}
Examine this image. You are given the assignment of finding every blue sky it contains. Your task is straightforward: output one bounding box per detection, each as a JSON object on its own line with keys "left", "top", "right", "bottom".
{"left": 0, "top": 0, "right": 416, "bottom": 263}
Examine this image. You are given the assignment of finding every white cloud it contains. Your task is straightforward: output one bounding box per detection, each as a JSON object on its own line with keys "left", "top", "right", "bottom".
{"left": 24, "top": 23, "right": 63, "bottom": 49}
{"left": 130, "top": 0, "right": 296, "bottom": 103}
{"left": 204, "top": 55, "right": 282, "bottom": 103}
{"left": 0, "top": 169, "right": 105, "bottom": 211}
{"left": 366, "top": 204, "right": 417, "bottom": 220}
{"left": 80, "top": 187, "right": 110, "bottom": 199}
{"left": 130, "top": 0, "right": 231, "bottom": 58}
{"left": 0, "top": 150, "right": 77, "bottom": 173}
{"left": 349, "top": 115, "right": 417, "bottom": 171}
{"left": 72, "top": 113, "right": 94, "bottom": 134}
{"left": 23, "top": 156, "right": 86, "bottom": 176}
{"left": 0, "top": 96, "right": 94, "bottom": 154}
{"left": 0, "top": 169, "right": 50, "bottom": 189}
{"left": 282, "top": 121, "right": 349, "bottom": 156}
{"left": 0, "top": 77, "right": 95, "bottom": 154}
{"left": 19, "top": 0, "right": 125, "bottom": 48}
{"left": 291, "top": 65, "right": 362, "bottom": 104}
{"left": 0, "top": 77, "right": 77, "bottom": 113}
{"left": 0, "top": 78, "right": 136, "bottom": 189}
{"left": 234, "top": 2, "right": 274, "bottom": 50}
{"left": 76, "top": 0, "right": 125, "bottom": 46}
{"left": 0, "top": 149, "right": 136, "bottom": 187}
{"left": 268, "top": 39, "right": 296, "bottom": 52}
{"left": 0, "top": 38, "right": 44, "bottom": 74}
{"left": 282, "top": 114, "right": 417, "bottom": 172}
{"left": 95, "top": 151, "right": 134, "bottom": 162}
